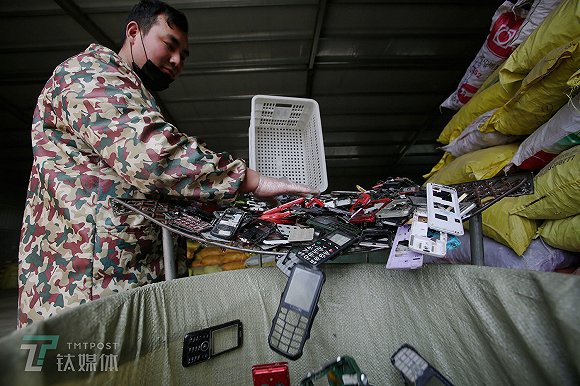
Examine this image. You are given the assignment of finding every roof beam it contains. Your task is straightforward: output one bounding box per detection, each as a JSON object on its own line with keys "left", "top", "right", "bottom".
{"left": 306, "top": 0, "right": 327, "bottom": 97}
{"left": 394, "top": 108, "right": 443, "bottom": 165}
{"left": 53, "top": 0, "right": 116, "bottom": 50}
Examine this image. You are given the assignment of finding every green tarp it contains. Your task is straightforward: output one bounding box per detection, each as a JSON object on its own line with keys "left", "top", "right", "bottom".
{"left": 1, "top": 264, "right": 579, "bottom": 385}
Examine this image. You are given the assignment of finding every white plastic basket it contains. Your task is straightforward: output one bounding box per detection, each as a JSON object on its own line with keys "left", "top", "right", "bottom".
{"left": 249, "top": 95, "right": 328, "bottom": 192}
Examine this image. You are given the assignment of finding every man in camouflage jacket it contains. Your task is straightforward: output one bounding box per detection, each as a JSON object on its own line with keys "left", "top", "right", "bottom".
{"left": 18, "top": 0, "right": 316, "bottom": 328}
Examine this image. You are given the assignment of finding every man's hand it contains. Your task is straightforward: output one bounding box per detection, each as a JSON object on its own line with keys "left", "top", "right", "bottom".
{"left": 254, "top": 175, "right": 319, "bottom": 199}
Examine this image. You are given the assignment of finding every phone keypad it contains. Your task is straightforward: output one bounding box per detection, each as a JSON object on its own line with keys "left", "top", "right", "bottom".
{"left": 269, "top": 306, "right": 307, "bottom": 357}
{"left": 296, "top": 240, "right": 336, "bottom": 266}
{"left": 185, "top": 332, "right": 210, "bottom": 365}
{"left": 393, "top": 347, "right": 428, "bottom": 382}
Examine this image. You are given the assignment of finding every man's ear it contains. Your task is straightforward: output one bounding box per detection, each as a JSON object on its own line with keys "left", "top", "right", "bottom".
{"left": 125, "top": 21, "right": 139, "bottom": 44}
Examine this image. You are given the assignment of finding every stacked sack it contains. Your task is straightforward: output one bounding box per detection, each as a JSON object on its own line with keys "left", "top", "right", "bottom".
{"left": 186, "top": 240, "right": 250, "bottom": 276}
{"left": 425, "top": 0, "right": 579, "bottom": 265}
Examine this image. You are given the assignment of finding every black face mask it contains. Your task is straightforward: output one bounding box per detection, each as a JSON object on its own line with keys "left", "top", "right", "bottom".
{"left": 130, "top": 28, "right": 174, "bottom": 91}
{"left": 132, "top": 59, "right": 173, "bottom": 91}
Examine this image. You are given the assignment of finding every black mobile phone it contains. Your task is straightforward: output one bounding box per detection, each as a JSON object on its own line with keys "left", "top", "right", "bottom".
{"left": 182, "top": 319, "right": 243, "bottom": 367}
{"left": 391, "top": 344, "right": 454, "bottom": 386}
{"left": 296, "top": 227, "right": 358, "bottom": 266}
{"left": 305, "top": 215, "right": 341, "bottom": 232}
{"left": 238, "top": 219, "right": 277, "bottom": 245}
{"left": 269, "top": 264, "right": 325, "bottom": 360}
{"left": 209, "top": 207, "right": 246, "bottom": 240}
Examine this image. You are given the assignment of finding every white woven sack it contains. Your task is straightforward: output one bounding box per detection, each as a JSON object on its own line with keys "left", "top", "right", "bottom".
{"left": 509, "top": 0, "right": 564, "bottom": 47}
{"left": 440, "top": 2, "right": 528, "bottom": 110}
{"left": 511, "top": 92, "right": 580, "bottom": 168}
{"left": 440, "top": 109, "right": 521, "bottom": 157}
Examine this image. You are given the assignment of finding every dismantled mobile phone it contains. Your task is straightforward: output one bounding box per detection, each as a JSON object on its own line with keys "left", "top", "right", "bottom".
{"left": 300, "top": 355, "right": 370, "bottom": 386}
{"left": 408, "top": 210, "right": 447, "bottom": 258}
{"left": 376, "top": 198, "right": 414, "bottom": 219}
{"left": 426, "top": 183, "right": 464, "bottom": 236}
{"left": 182, "top": 319, "right": 243, "bottom": 367}
{"left": 237, "top": 219, "right": 277, "bottom": 245}
{"left": 349, "top": 198, "right": 391, "bottom": 224}
{"left": 391, "top": 344, "right": 454, "bottom": 386}
{"left": 277, "top": 224, "right": 315, "bottom": 241}
{"left": 269, "top": 264, "right": 325, "bottom": 360}
{"left": 375, "top": 198, "right": 414, "bottom": 227}
{"left": 261, "top": 228, "right": 291, "bottom": 248}
{"left": 358, "top": 239, "right": 390, "bottom": 249}
{"left": 210, "top": 207, "right": 246, "bottom": 240}
{"left": 305, "top": 215, "right": 342, "bottom": 232}
{"left": 378, "top": 216, "right": 412, "bottom": 228}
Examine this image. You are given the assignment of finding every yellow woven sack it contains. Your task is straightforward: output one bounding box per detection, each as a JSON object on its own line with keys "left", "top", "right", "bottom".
{"left": 500, "top": 0, "right": 580, "bottom": 88}
{"left": 481, "top": 39, "right": 580, "bottom": 136}
{"left": 510, "top": 145, "right": 580, "bottom": 219}
{"left": 437, "top": 80, "right": 515, "bottom": 145}
{"left": 422, "top": 152, "right": 455, "bottom": 180}
{"left": 427, "top": 143, "right": 519, "bottom": 185}
{"left": 539, "top": 215, "right": 580, "bottom": 252}
{"left": 475, "top": 197, "right": 539, "bottom": 256}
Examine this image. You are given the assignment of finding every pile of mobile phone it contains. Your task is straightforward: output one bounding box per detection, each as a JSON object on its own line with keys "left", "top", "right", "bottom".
{"left": 113, "top": 176, "right": 488, "bottom": 274}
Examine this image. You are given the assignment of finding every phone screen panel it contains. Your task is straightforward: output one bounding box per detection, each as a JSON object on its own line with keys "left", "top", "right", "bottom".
{"left": 284, "top": 267, "right": 322, "bottom": 312}
{"left": 211, "top": 323, "right": 241, "bottom": 356}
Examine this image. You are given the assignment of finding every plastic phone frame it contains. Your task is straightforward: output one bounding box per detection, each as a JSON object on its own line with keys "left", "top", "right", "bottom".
{"left": 426, "top": 183, "right": 464, "bottom": 236}
{"left": 408, "top": 209, "right": 447, "bottom": 258}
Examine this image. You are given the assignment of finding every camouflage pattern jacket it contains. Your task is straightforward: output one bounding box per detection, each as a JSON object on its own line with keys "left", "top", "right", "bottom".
{"left": 18, "top": 44, "right": 246, "bottom": 328}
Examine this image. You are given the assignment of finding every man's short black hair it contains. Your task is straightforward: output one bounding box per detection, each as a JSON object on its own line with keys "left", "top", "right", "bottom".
{"left": 120, "top": 0, "right": 188, "bottom": 46}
